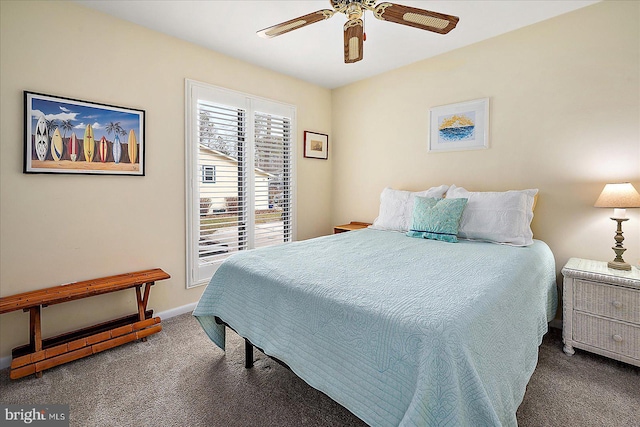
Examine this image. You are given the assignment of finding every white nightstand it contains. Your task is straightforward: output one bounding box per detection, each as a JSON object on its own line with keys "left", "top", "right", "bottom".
{"left": 562, "top": 258, "right": 640, "bottom": 367}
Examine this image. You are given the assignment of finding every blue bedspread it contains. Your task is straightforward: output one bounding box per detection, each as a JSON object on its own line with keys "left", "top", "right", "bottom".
{"left": 194, "top": 229, "right": 557, "bottom": 426}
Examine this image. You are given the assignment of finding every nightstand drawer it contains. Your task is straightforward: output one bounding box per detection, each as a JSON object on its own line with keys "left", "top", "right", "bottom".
{"left": 573, "top": 312, "right": 640, "bottom": 360}
{"left": 574, "top": 279, "right": 640, "bottom": 324}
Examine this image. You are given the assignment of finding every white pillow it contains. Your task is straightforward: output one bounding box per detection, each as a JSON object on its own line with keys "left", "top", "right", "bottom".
{"left": 370, "top": 185, "right": 449, "bottom": 232}
{"left": 445, "top": 185, "right": 538, "bottom": 246}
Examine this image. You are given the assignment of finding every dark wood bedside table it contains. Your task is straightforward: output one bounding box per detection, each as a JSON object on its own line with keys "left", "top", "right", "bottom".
{"left": 333, "top": 221, "right": 371, "bottom": 234}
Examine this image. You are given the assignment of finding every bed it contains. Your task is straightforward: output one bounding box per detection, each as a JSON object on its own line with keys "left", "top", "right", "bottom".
{"left": 193, "top": 226, "right": 557, "bottom": 426}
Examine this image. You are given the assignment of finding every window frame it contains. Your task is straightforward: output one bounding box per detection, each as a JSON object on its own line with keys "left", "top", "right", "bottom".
{"left": 185, "top": 79, "right": 297, "bottom": 288}
{"left": 201, "top": 165, "right": 216, "bottom": 184}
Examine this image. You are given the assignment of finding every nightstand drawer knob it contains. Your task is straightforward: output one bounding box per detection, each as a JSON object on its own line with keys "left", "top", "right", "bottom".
{"left": 612, "top": 301, "right": 623, "bottom": 309}
{"left": 612, "top": 334, "right": 623, "bottom": 343}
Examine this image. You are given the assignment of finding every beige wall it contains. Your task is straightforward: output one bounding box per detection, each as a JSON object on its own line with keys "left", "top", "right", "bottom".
{"left": 331, "top": 0, "right": 640, "bottom": 315}
{"left": 0, "top": 1, "right": 332, "bottom": 360}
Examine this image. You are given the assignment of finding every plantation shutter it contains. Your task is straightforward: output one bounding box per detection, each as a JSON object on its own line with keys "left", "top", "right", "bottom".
{"left": 197, "top": 101, "right": 248, "bottom": 267}
{"left": 186, "top": 80, "right": 296, "bottom": 288}
{"left": 254, "top": 111, "right": 293, "bottom": 247}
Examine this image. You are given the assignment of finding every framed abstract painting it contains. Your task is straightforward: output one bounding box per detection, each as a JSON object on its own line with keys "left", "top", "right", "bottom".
{"left": 24, "top": 91, "right": 145, "bottom": 175}
{"left": 428, "top": 98, "right": 489, "bottom": 153}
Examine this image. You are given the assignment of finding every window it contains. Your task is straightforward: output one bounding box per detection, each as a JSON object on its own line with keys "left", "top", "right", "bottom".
{"left": 202, "top": 165, "right": 216, "bottom": 183}
{"left": 185, "top": 80, "right": 296, "bottom": 288}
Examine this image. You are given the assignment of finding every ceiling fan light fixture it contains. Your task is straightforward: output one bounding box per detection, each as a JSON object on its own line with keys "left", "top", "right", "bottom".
{"left": 347, "top": 3, "right": 363, "bottom": 20}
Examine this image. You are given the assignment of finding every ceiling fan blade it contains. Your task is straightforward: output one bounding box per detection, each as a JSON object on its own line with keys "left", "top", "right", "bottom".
{"left": 344, "top": 19, "right": 364, "bottom": 63}
{"left": 373, "top": 3, "right": 459, "bottom": 34}
{"left": 257, "top": 9, "right": 335, "bottom": 39}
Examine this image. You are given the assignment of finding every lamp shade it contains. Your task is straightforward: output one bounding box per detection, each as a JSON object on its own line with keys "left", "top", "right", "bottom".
{"left": 594, "top": 183, "right": 640, "bottom": 208}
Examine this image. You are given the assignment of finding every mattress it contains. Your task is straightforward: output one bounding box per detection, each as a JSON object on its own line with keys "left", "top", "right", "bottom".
{"left": 194, "top": 228, "right": 557, "bottom": 426}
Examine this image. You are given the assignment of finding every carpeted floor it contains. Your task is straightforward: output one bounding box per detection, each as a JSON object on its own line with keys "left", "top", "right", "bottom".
{"left": 1, "top": 313, "right": 638, "bottom": 426}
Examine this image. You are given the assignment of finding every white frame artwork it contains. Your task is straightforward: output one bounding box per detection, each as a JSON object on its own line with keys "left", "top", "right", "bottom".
{"left": 428, "top": 98, "right": 489, "bottom": 153}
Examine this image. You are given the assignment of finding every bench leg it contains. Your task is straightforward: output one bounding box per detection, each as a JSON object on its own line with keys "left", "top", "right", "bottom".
{"left": 135, "top": 283, "right": 154, "bottom": 341}
{"left": 29, "top": 306, "right": 43, "bottom": 378}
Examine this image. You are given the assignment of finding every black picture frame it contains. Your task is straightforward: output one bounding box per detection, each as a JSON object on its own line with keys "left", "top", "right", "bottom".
{"left": 24, "top": 91, "right": 145, "bottom": 176}
{"left": 303, "top": 131, "right": 328, "bottom": 160}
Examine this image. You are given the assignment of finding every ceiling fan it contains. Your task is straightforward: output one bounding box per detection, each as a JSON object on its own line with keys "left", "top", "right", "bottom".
{"left": 257, "top": 0, "right": 459, "bottom": 64}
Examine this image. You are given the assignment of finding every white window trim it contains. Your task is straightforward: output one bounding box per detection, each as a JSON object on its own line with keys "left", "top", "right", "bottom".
{"left": 185, "top": 79, "right": 297, "bottom": 288}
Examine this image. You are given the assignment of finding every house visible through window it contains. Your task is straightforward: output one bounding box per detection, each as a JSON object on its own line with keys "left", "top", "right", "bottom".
{"left": 185, "top": 80, "right": 296, "bottom": 288}
{"left": 202, "top": 165, "right": 216, "bottom": 183}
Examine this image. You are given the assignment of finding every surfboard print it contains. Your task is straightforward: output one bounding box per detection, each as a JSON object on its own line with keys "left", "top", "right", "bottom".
{"left": 83, "top": 124, "right": 94, "bottom": 162}
{"left": 127, "top": 129, "right": 137, "bottom": 163}
{"left": 35, "top": 115, "right": 49, "bottom": 161}
{"left": 68, "top": 132, "right": 78, "bottom": 161}
{"left": 98, "top": 136, "right": 108, "bottom": 162}
{"left": 25, "top": 91, "right": 145, "bottom": 175}
{"left": 51, "top": 128, "right": 64, "bottom": 161}
{"left": 112, "top": 134, "right": 122, "bottom": 164}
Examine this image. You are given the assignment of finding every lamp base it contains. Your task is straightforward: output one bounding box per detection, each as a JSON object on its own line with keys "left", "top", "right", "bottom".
{"left": 607, "top": 260, "right": 631, "bottom": 271}
{"left": 607, "top": 217, "right": 631, "bottom": 271}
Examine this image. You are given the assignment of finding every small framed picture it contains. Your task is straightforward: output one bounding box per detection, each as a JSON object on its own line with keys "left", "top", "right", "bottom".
{"left": 24, "top": 91, "right": 145, "bottom": 175}
{"left": 428, "top": 98, "right": 489, "bottom": 153}
{"left": 303, "top": 131, "right": 328, "bottom": 160}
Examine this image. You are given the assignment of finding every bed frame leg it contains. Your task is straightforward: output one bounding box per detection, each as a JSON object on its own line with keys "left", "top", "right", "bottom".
{"left": 244, "top": 338, "right": 254, "bottom": 369}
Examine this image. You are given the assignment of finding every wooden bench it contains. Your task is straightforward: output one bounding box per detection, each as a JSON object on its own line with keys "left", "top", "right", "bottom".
{"left": 0, "top": 268, "right": 170, "bottom": 380}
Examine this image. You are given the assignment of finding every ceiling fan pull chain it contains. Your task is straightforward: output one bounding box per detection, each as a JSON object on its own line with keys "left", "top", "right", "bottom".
{"left": 363, "top": 11, "right": 367, "bottom": 41}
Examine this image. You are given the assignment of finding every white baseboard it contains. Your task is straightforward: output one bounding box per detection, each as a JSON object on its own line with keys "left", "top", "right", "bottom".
{"left": 0, "top": 302, "right": 199, "bottom": 371}
{"left": 156, "top": 302, "right": 198, "bottom": 320}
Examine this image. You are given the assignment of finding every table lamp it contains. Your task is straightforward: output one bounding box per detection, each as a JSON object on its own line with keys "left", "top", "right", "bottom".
{"left": 594, "top": 182, "right": 640, "bottom": 270}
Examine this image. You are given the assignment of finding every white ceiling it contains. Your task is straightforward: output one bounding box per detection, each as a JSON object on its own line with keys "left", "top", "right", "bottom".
{"left": 75, "top": 0, "right": 599, "bottom": 89}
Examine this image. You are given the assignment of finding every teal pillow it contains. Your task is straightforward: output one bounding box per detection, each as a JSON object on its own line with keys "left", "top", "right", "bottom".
{"left": 406, "top": 197, "right": 468, "bottom": 243}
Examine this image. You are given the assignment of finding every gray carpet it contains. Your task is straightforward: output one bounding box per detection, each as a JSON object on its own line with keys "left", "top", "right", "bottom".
{"left": 1, "top": 313, "right": 638, "bottom": 426}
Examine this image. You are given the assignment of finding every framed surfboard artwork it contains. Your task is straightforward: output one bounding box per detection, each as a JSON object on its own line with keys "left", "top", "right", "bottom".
{"left": 24, "top": 91, "right": 145, "bottom": 175}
